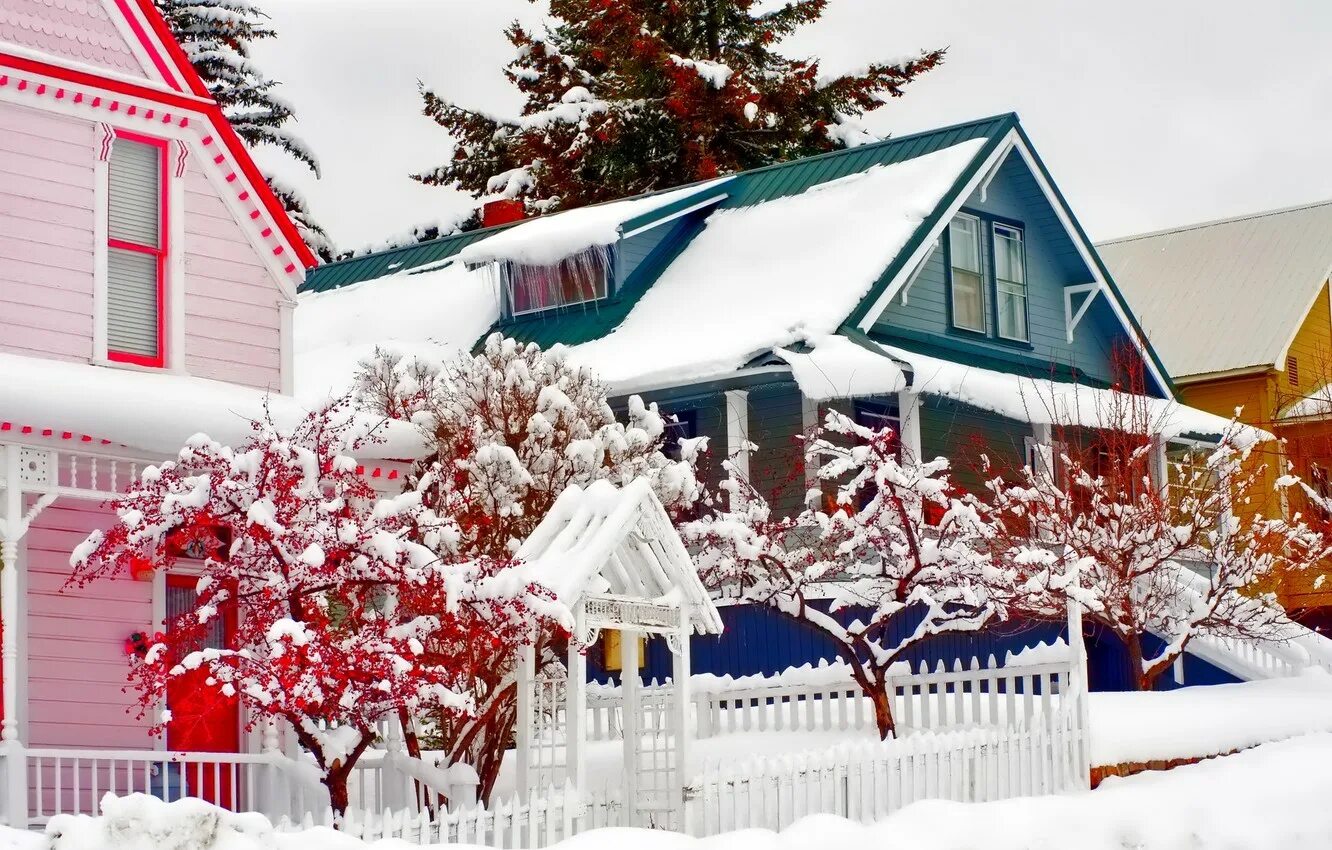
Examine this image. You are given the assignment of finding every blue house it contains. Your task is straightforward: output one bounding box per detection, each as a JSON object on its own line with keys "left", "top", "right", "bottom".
{"left": 300, "top": 113, "right": 1249, "bottom": 690}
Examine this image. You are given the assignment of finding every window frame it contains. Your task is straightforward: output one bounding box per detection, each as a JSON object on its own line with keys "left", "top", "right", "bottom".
{"left": 991, "top": 221, "right": 1030, "bottom": 343}
{"left": 946, "top": 212, "right": 987, "bottom": 335}
{"left": 501, "top": 248, "right": 613, "bottom": 319}
{"left": 106, "top": 130, "right": 170, "bottom": 369}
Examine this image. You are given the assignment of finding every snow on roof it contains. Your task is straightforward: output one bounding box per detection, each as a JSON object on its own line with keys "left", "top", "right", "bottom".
{"left": 455, "top": 179, "right": 732, "bottom": 268}
{"left": 775, "top": 334, "right": 907, "bottom": 400}
{"left": 0, "top": 352, "right": 423, "bottom": 460}
{"left": 880, "top": 342, "right": 1272, "bottom": 447}
{"left": 294, "top": 260, "right": 501, "bottom": 403}
{"left": 1280, "top": 383, "right": 1332, "bottom": 421}
{"left": 563, "top": 138, "right": 987, "bottom": 392}
{"left": 1097, "top": 200, "right": 1332, "bottom": 379}
{"left": 516, "top": 479, "right": 723, "bottom": 635}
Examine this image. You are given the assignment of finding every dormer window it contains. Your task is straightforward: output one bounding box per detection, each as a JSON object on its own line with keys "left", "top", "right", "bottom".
{"left": 505, "top": 246, "right": 610, "bottom": 316}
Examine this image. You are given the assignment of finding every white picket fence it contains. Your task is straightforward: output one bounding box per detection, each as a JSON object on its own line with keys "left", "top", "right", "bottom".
{"left": 274, "top": 710, "right": 1086, "bottom": 847}
{"left": 587, "top": 650, "right": 1074, "bottom": 742}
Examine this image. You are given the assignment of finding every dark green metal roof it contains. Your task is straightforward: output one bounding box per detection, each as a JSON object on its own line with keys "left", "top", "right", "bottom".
{"left": 489, "top": 114, "right": 1016, "bottom": 351}
{"left": 301, "top": 225, "right": 516, "bottom": 294}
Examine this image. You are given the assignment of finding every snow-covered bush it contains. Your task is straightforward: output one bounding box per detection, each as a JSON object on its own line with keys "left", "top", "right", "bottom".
{"left": 688, "top": 409, "right": 1010, "bottom": 738}
{"left": 355, "top": 334, "right": 707, "bottom": 797}
{"left": 68, "top": 402, "right": 562, "bottom": 814}
{"left": 994, "top": 405, "right": 1329, "bottom": 691}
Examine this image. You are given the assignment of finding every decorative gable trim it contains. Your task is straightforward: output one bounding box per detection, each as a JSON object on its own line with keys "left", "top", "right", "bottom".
{"left": 1274, "top": 273, "right": 1332, "bottom": 371}
{"left": 100, "top": 0, "right": 186, "bottom": 92}
{"left": 0, "top": 51, "right": 312, "bottom": 295}
{"left": 853, "top": 128, "right": 1174, "bottom": 398}
{"left": 1063, "top": 283, "right": 1099, "bottom": 344}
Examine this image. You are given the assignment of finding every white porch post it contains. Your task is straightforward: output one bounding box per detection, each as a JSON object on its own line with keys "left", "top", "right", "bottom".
{"left": 724, "top": 390, "right": 751, "bottom": 507}
{"left": 1148, "top": 434, "right": 1168, "bottom": 495}
{"left": 1, "top": 446, "right": 26, "bottom": 826}
{"left": 514, "top": 644, "right": 536, "bottom": 802}
{"left": 897, "top": 390, "right": 923, "bottom": 465}
{"left": 1031, "top": 422, "right": 1054, "bottom": 476}
{"left": 565, "top": 606, "right": 587, "bottom": 792}
{"left": 620, "top": 628, "right": 640, "bottom": 825}
{"left": 671, "top": 621, "right": 692, "bottom": 832}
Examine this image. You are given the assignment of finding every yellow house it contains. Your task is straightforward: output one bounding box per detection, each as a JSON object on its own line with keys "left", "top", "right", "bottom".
{"left": 1098, "top": 200, "right": 1332, "bottom": 617}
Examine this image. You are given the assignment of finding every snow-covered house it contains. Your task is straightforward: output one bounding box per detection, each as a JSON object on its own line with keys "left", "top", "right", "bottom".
{"left": 0, "top": 0, "right": 416, "bottom": 826}
{"left": 299, "top": 113, "right": 1263, "bottom": 689}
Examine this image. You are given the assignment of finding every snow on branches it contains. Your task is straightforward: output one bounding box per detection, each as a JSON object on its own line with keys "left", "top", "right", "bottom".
{"left": 68, "top": 401, "right": 563, "bottom": 813}
{"left": 994, "top": 411, "right": 1328, "bottom": 691}
{"left": 354, "top": 334, "right": 706, "bottom": 798}
{"left": 416, "top": 0, "right": 944, "bottom": 215}
{"left": 355, "top": 333, "right": 706, "bottom": 557}
{"left": 688, "top": 409, "right": 1009, "bottom": 739}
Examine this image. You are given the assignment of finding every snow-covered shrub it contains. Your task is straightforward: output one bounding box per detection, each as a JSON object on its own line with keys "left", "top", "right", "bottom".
{"left": 688, "top": 409, "right": 1011, "bottom": 738}
{"left": 354, "top": 334, "right": 706, "bottom": 798}
{"left": 68, "top": 401, "right": 563, "bottom": 814}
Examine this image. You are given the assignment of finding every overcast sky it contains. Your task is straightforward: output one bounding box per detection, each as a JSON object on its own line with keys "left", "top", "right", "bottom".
{"left": 252, "top": 0, "right": 1332, "bottom": 253}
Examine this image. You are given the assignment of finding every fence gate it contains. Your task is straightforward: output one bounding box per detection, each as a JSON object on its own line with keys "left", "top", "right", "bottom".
{"left": 618, "top": 627, "right": 691, "bottom": 830}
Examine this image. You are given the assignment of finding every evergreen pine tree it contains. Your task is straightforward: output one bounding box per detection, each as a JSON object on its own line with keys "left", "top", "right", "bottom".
{"left": 416, "top": 0, "right": 944, "bottom": 215}
{"left": 155, "top": 0, "right": 333, "bottom": 257}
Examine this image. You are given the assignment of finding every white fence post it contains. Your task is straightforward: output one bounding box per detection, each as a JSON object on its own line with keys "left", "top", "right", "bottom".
{"left": 515, "top": 644, "right": 535, "bottom": 802}
{"left": 621, "top": 629, "right": 641, "bottom": 827}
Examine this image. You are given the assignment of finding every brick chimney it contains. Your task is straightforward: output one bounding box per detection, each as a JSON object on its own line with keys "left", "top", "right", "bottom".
{"left": 482, "top": 199, "right": 526, "bottom": 228}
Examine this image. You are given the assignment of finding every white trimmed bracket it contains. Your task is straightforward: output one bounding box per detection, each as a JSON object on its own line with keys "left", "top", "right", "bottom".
{"left": 1063, "top": 283, "right": 1100, "bottom": 344}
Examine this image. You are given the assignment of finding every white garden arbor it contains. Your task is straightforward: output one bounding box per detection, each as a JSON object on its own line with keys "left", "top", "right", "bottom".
{"left": 513, "top": 479, "right": 723, "bottom": 829}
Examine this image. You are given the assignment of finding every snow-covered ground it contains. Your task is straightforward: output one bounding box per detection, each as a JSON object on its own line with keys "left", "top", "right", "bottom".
{"left": 16, "top": 732, "right": 1332, "bottom": 849}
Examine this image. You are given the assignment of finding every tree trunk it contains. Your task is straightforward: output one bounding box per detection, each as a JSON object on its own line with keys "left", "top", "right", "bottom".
{"left": 1123, "top": 631, "right": 1152, "bottom": 691}
{"left": 325, "top": 768, "right": 350, "bottom": 820}
{"left": 869, "top": 683, "right": 897, "bottom": 740}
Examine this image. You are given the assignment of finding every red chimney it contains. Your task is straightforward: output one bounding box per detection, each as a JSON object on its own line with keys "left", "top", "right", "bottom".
{"left": 482, "top": 199, "right": 526, "bottom": 228}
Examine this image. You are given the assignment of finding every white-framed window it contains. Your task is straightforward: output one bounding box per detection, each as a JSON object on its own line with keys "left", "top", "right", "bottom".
{"left": 1166, "top": 442, "right": 1219, "bottom": 511}
{"left": 948, "top": 213, "right": 985, "bottom": 333}
{"left": 505, "top": 248, "right": 610, "bottom": 316}
{"left": 106, "top": 132, "right": 168, "bottom": 367}
{"left": 994, "top": 222, "right": 1028, "bottom": 342}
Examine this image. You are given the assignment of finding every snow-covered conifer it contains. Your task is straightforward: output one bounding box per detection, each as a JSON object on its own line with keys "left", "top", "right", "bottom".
{"left": 415, "top": 0, "right": 944, "bottom": 215}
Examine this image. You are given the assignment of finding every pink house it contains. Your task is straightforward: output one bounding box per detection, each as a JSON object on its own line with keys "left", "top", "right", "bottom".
{"left": 0, "top": 0, "right": 415, "bottom": 826}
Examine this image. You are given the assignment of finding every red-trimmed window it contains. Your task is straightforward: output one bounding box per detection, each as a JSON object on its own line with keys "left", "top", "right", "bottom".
{"left": 107, "top": 132, "right": 168, "bottom": 367}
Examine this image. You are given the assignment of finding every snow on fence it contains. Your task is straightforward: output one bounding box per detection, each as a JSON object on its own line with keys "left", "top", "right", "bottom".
{"left": 275, "top": 712, "right": 1085, "bottom": 847}
{"left": 587, "top": 642, "right": 1075, "bottom": 742}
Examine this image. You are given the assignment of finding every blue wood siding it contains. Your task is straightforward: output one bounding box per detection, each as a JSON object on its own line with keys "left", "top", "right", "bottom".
{"left": 623, "top": 387, "right": 729, "bottom": 492}
{"left": 616, "top": 215, "right": 684, "bottom": 288}
{"left": 749, "top": 381, "right": 807, "bottom": 517}
{"left": 919, "top": 396, "right": 1030, "bottom": 493}
{"left": 873, "top": 153, "right": 1131, "bottom": 387}
{"left": 587, "top": 605, "right": 1241, "bottom": 692}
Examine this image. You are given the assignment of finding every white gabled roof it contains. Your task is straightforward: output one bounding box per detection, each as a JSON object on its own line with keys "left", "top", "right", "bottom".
{"left": 1097, "top": 200, "right": 1332, "bottom": 380}
{"left": 517, "top": 479, "right": 723, "bottom": 635}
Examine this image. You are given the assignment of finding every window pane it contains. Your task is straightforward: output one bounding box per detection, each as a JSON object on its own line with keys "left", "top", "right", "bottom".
{"left": 949, "top": 216, "right": 980, "bottom": 272}
{"left": 508, "top": 249, "right": 609, "bottom": 314}
{"left": 995, "top": 226, "right": 1024, "bottom": 285}
{"left": 952, "top": 269, "right": 985, "bottom": 331}
{"left": 109, "top": 138, "right": 161, "bottom": 248}
{"left": 107, "top": 247, "right": 159, "bottom": 357}
{"left": 997, "top": 283, "right": 1027, "bottom": 341}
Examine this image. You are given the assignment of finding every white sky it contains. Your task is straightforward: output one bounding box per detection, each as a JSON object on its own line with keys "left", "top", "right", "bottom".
{"left": 251, "top": 0, "right": 1332, "bottom": 253}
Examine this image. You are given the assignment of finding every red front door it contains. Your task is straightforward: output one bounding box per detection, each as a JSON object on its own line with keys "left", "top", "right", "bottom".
{"left": 165, "top": 575, "right": 240, "bottom": 807}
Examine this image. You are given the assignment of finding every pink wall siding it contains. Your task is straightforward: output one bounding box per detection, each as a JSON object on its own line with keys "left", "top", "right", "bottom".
{"left": 24, "top": 500, "right": 152, "bottom": 749}
{"left": 181, "top": 161, "right": 283, "bottom": 391}
{"left": 0, "top": 101, "right": 285, "bottom": 390}
{"left": 0, "top": 0, "right": 146, "bottom": 78}
{"left": 0, "top": 100, "right": 96, "bottom": 363}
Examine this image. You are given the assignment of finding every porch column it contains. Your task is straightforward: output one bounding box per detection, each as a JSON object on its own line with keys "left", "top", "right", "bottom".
{"left": 1031, "top": 422, "right": 1054, "bottom": 477}
{"left": 897, "top": 390, "right": 923, "bottom": 465}
{"left": 724, "top": 390, "right": 751, "bottom": 506}
{"left": 1147, "top": 434, "right": 1168, "bottom": 495}
{"left": 2, "top": 445, "right": 23, "bottom": 744}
